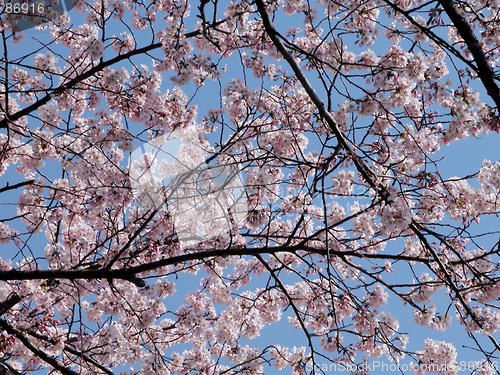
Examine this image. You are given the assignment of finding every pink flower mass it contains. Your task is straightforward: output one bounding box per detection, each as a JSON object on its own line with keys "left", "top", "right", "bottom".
{"left": 1, "top": 0, "right": 500, "bottom": 374}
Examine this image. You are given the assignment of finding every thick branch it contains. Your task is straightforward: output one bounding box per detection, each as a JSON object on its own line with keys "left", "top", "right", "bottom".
{"left": 0, "top": 43, "right": 160, "bottom": 130}
{"left": 24, "top": 330, "right": 115, "bottom": 375}
{"left": 0, "top": 364, "right": 20, "bottom": 375}
{"left": 437, "top": 0, "right": 500, "bottom": 109}
{"left": 0, "top": 180, "right": 35, "bottom": 194}
{"left": 0, "top": 319, "right": 80, "bottom": 375}
{"left": 0, "top": 246, "right": 431, "bottom": 283}
{"left": 0, "top": 293, "right": 21, "bottom": 316}
{"left": 254, "top": 0, "right": 389, "bottom": 203}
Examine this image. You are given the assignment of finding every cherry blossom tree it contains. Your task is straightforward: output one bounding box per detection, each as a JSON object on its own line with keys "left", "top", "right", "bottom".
{"left": 1, "top": 0, "right": 500, "bottom": 373}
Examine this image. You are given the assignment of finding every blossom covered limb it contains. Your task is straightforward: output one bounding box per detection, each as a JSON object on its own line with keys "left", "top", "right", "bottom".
{"left": 0, "top": 244, "right": 434, "bottom": 284}
{"left": 436, "top": 0, "right": 500, "bottom": 110}
{"left": 254, "top": 0, "right": 388, "bottom": 202}
{"left": 0, "top": 319, "right": 80, "bottom": 375}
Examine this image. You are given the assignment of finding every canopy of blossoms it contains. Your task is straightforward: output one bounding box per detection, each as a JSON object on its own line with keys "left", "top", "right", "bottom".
{"left": 1, "top": 0, "right": 500, "bottom": 373}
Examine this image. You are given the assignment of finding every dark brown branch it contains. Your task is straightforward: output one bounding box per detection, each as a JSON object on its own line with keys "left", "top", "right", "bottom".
{"left": 0, "top": 293, "right": 21, "bottom": 316}
{"left": 381, "top": 0, "right": 478, "bottom": 73}
{"left": 0, "top": 23, "right": 225, "bottom": 131}
{"left": 0, "top": 319, "right": 80, "bottom": 375}
{"left": 0, "top": 43, "right": 160, "bottom": 130}
{"left": 23, "top": 330, "right": 115, "bottom": 375}
{"left": 0, "top": 180, "right": 35, "bottom": 194}
{"left": 0, "top": 363, "right": 20, "bottom": 375}
{"left": 0, "top": 364, "right": 19, "bottom": 375}
{"left": 0, "top": 246, "right": 430, "bottom": 283}
{"left": 437, "top": 0, "right": 500, "bottom": 110}
{"left": 254, "top": 0, "right": 390, "bottom": 203}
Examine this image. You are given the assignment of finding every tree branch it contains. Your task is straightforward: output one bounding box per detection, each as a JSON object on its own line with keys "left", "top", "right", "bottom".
{"left": 437, "top": 0, "right": 500, "bottom": 110}
{"left": 0, "top": 246, "right": 430, "bottom": 283}
{"left": 0, "top": 180, "right": 35, "bottom": 194}
{"left": 0, "top": 319, "right": 80, "bottom": 375}
{"left": 254, "top": 0, "right": 390, "bottom": 203}
{"left": 0, "top": 22, "right": 226, "bottom": 131}
{"left": 23, "top": 330, "right": 115, "bottom": 375}
{"left": 0, "top": 293, "right": 21, "bottom": 316}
